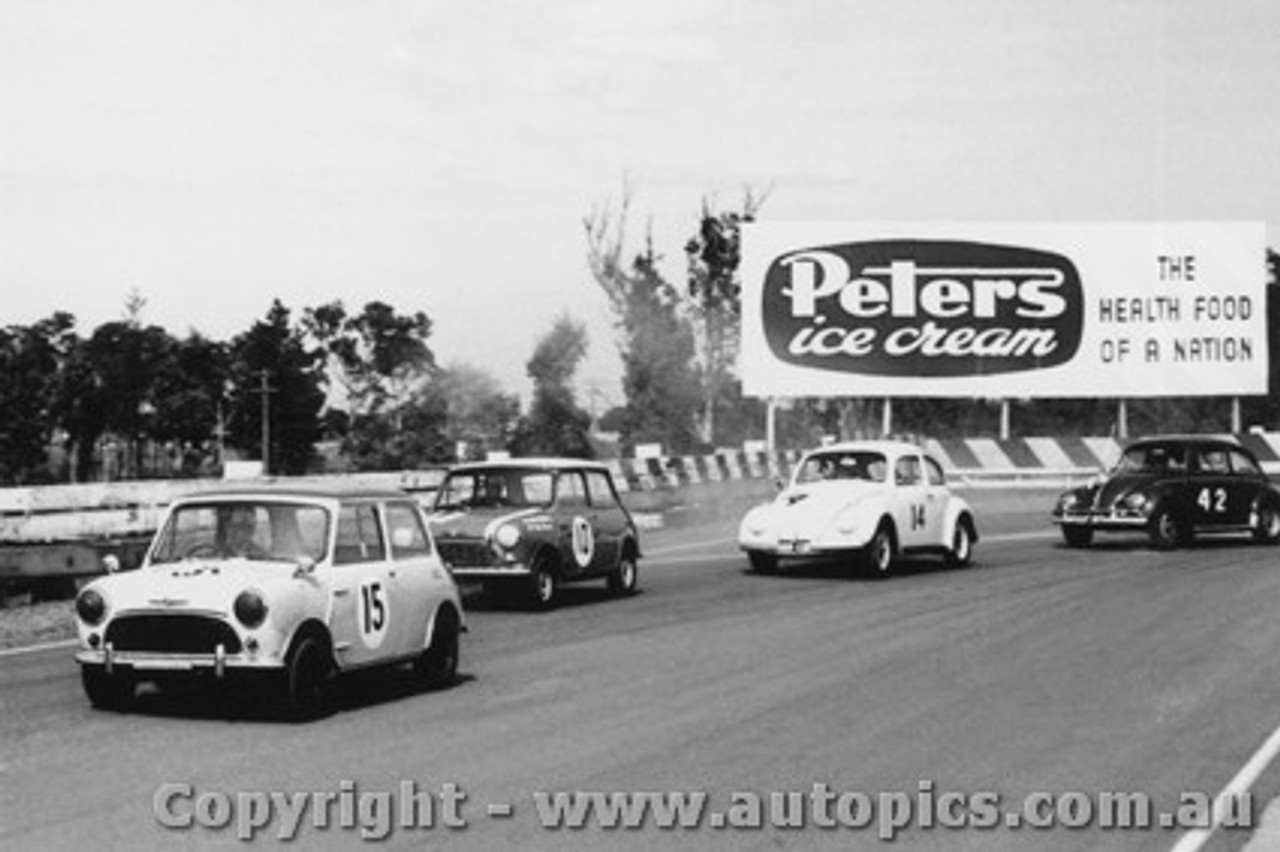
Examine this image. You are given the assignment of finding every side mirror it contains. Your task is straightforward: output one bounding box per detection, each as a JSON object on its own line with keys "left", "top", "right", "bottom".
{"left": 102, "top": 554, "right": 121, "bottom": 574}
{"left": 292, "top": 556, "right": 317, "bottom": 577}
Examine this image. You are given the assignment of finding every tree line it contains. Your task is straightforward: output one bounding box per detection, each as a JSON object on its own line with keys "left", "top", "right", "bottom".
{"left": 3, "top": 201, "right": 1279, "bottom": 486}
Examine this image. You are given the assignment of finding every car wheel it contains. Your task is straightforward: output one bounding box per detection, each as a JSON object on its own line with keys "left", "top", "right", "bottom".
{"left": 946, "top": 520, "right": 974, "bottom": 568}
{"left": 283, "top": 634, "right": 333, "bottom": 722}
{"left": 747, "top": 550, "right": 778, "bottom": 574}
{"left": 414, "top": 608, "right": 460, "bottom": 690}
{"left": 1252, "top": 503, "right": 1280, "bottom": 544}
{"left": 606, "top": 554, "right": 638, "bottom": 596}
{"left": 528, "top": 558, "right": 558, "bottom": 610}
{"left": 81, "top": 666, "right": 134, "bottom": 711}
{"left": 1062, "top": 524, "right": 1093, "bottom": 548}
{"left": 861, "top": 523, "right": 894, "bottom": 578}
{"left": 1148, "top": 505, "right": 1186, "bottom": 551}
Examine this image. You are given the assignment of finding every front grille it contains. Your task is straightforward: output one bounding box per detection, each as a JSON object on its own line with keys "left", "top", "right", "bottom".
{"left": 106, "top": 614, "right": 242, "bottom": 655}
{"left": 437, "top": 540, "right": 494, "bottom": 568}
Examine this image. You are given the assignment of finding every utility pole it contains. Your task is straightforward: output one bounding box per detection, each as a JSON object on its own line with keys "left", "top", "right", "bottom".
{"left": 256, "top": 370, "right": 275, "bottom": 475}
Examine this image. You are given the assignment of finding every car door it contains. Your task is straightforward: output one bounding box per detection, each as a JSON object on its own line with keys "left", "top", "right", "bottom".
{"left": 1190, "top": 445, "right": 1248, "bottom": 530}
{"left": 584, "top": 469, "right": 624, "bottom": 574}
{"left": 890, "top": 453, "right": 931, "bottom": 549}
{"left": 920, "top": 454, "right": 951, "bottom": 547}
{"left": 326, "top": 502, "right": 396, "bottom": 667}
{"left": 382, "top": 500, "right": 441, "bottom": 655}
{"left": 554, "top": 470, "right": 594, "bottom": 579}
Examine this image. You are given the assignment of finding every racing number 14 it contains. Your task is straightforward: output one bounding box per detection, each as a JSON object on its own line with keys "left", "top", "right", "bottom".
{"left": 910, "top": 503, "right": 926, "bottom": 530}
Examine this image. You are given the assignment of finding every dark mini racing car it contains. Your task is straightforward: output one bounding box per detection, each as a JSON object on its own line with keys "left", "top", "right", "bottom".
{"left": 1051, "top": 436, "right": 1280, "bottom": 549}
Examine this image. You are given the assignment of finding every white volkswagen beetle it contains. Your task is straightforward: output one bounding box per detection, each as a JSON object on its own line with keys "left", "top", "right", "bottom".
{"left": 74, "top": 485, "right": 465, "bottom": 720}
{"left": 738, "top": 440, "right": 978, "bottom": 576}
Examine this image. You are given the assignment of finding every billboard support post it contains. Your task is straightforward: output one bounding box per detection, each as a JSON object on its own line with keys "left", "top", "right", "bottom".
{"left": 881, "top": 398, "right": 892, "bottom": 437}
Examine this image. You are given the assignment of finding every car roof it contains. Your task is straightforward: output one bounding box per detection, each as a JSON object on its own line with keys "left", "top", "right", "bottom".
{"left": 174, "top": 484, "right": 412, "bottom": 503}
{"left": 802, "top": 440, "right": 928, "bottom": 457}
{"left": 445, "top": 457, "right": 611, "bottom": 473}
{"left": 1124, "top": 435, "right": 1244, "bottom": 451}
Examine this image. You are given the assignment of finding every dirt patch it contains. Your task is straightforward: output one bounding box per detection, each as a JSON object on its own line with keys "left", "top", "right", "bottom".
{"left": 0, "top": 599, "right": 77, "bottom": 650}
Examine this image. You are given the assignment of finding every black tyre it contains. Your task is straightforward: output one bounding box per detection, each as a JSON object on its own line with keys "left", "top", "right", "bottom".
{"left": 861, "top": 523, "right": 895, "bottom": 578}
{"left": 528, "top": 558, "right": 558, "bottom": 610}
{"left": 81, "top": 666, "right": 134, "bottom": 711}
{"left": 1253, "top": 503, "right": 1280, "bottom": 545}
{"left": 414, "top": 608, "right": 460, "bottom": 690}
{"left": 947, "top": 520, "right": 974, "bottom": 568}
{"left": 606, "top": 553, "right": 638, "bottom": 596}
{"left": 1148, "top": 505, "right": 1187, "bottom": 551}
{"left": 282, "top": 634, "right": 333, "bottom": 722}
{"left": 1062, "top": 524, "right": 1093, "bottom": 548}
{"left": 747, "top": 550, "right": 778, "bottom": 574}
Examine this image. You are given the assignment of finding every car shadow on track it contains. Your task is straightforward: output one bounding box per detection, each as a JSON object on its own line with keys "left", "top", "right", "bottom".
{"left": 111, "top": 668, "right": 477, "bottom": 723}
{"left": 462, "top": 585, "right": 643, "bottom": 613}
{"left": 741, "top": 555, "right": 960, "bottom": 582}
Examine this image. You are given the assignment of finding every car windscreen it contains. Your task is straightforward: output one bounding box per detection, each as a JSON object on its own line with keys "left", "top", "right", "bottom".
{"left": 434, "top": 469, "right": 555, "bottom": 510}
{"left": 796, "top": 451, "right": 888, "bottom": 484}
{"left": 1113, "top": 444, "right": 1188, "bottom": 475}
{"left": 150, "top": 501, "right": 330, "bottom": 564}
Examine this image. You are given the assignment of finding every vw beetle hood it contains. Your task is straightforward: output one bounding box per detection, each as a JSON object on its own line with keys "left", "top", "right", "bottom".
{"left": 764, "top": 480, "right": 885, "bottom": 531}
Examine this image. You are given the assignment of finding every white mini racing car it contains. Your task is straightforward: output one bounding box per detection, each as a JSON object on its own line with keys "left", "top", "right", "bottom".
{"left": 74, "top": 485, "right": 465, "bottom": 719}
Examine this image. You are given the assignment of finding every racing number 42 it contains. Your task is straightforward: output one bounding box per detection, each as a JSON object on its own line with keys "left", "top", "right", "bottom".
{"left": 1197, "top": 487, "right": 1227, "bottom": 514}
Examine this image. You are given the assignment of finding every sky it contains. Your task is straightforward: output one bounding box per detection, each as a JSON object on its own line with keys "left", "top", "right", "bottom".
{"left": 4, "top": 0, "right": 1280, "bottom": 408}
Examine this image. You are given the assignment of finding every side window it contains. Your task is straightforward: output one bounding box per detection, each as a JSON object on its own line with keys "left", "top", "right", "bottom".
{"left": 1229, "top": 449, "right": 1262, "bottom": 476}
{"left": 894, "top": 456, "right": 922, "bottom": 486}
{"left": 333, "top": 504, "right": 385, "bottom": 564}
{"left": 1199, "top": 448, "right": 1231, "bottom": 474}
{"left": 556, "top": 471, "right": 588, "bottom": 508}
{"left": 924, "top": 456, "right": 946, "bottom": 486}
{"left": 585, "top": 470, "right": 618, "bottom": 509}
{"left": 385, "top": 502, "right": 432, "bottom": 560}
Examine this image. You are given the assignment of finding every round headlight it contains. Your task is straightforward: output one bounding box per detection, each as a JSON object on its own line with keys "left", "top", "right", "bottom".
{"left": 1123, "top": 492, "right": 1148, "bottom": 511}
{"left": 495, "top": 523, "right": 521, "bottom": 549}
{"left": 1058, "top": 493, "right": 1078, "bottom": 511}
{"left": 233, "top": 589, "right": 268, "bottom": 629}
{"left": 76, "top": 588, "right": 107, "bottom": 626}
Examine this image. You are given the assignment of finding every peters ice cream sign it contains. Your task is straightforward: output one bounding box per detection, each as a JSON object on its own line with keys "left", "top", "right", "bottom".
{"left": 740, "top": 222, "right": 1266, "bottom": 398}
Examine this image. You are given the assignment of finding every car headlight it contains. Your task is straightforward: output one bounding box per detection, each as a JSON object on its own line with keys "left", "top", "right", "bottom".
{"left": 76, "top": 588, "right": 107, "bottom": 626}
{"left": 233, "top": 589, "right": 268, "bottom": 629}
{"left": 494, "top": 523, "right": 521, "bottom": 549}
{"left": 1122, "top": 492, "right": 1149, "bottom": 512}
{"left": 1058, "top": 493, "right": 1079, "bottom": 512}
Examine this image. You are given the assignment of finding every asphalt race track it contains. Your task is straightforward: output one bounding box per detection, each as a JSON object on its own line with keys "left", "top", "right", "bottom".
{"left": 5, "top": 487, "right": 1280, "bottom": 851}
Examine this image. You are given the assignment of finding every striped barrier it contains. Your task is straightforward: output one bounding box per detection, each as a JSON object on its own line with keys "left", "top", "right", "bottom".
{"left": 4, "top": 433, "right": 1280, "bottom": 545}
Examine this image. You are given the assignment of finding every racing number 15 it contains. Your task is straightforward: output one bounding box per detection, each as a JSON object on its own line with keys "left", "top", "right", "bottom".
{"left": 361, "top": 581, "right": 387, "bottom": 634}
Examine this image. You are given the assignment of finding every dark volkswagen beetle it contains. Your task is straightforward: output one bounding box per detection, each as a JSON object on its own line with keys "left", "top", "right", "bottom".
{"left": 1052, "top": 436, "right": 1280, "bottom": 550}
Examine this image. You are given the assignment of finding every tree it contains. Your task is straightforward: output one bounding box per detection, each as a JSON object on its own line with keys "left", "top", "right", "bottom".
{"left": 510, "top": 314, "right": 594, "bottom": 458}
{"left": 586, "top": 190, "right": 702, "bottom": 454}
{"left": 226, "top": 300, "right": 326, "bottom": 475}
{"left": 0, "top": 313, "right": 78, "bottom": 483}
{"left": 428, "top": 362, "right": 521, "bottom": 460}
{"left": 684, "top": 190, "right": 767, "bottom": 445}
{"left": 304, "top": 300, "right": 437, "bottom": 467}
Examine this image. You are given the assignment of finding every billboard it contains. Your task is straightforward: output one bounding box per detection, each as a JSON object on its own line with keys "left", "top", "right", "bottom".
{"left": 740, "top": 222, "right": 1267, "bottom": 398}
